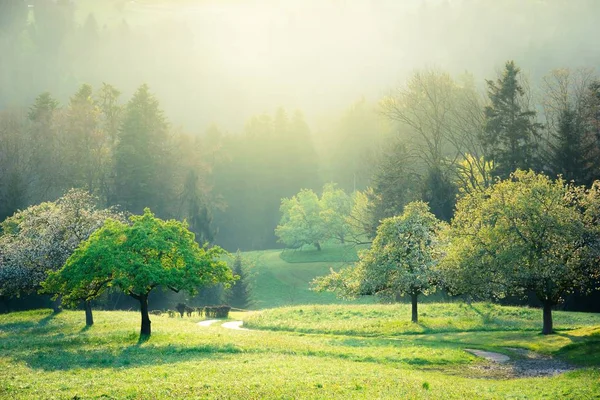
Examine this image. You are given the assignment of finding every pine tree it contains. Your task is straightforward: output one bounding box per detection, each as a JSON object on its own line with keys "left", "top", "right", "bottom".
{"left": 482, "top": 61, "right": 541, "bottom": 178}
{"left": 226, "top": 252, "right": 252, "bottom": 309}
{"left": 180, "top": 169, "right": 215, "bottom": 245}
{"left": 114, "top": 84, "right": 173, "bottom": 217}
{"left": 548, "top": 107, "right": 595, "bottom": 185}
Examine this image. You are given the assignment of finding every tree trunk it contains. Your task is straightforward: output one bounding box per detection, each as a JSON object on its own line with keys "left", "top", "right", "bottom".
{"left": 411, "top": 292, "right": 418, "bottom": 323}
{"left": 314, "top": 242, "right": 321, "bottom": 251}
{"left": 52, "top": 296, "right": 62, "bottom": 314}
{"left": 139, "top": 294, "right": 151, "bottom": 337}
{"left": 542, "top": 301, "right": 554, "bottom": 335}
{"left": 84, "top": 300, "right": 94, "bottom": 326}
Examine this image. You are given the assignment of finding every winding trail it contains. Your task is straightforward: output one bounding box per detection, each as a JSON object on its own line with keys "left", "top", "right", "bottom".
{"left": 464, "top": 348, "right": 575, "bottom": 378}
{"left": 197, "top": 320, "right": 248, "bottom": 330}
{"left": 197, "top": 319, "right": 219, "bottom": 327}
{"left": 465, "top": 349, "right": 510, "bottom": 363}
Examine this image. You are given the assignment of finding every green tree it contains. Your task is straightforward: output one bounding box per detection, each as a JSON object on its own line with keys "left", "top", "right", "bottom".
{"left": 49, "top": 209, "right": 233, "bottom": 337}
{"left": 275, "top": 189, "right": 325, "bottom": 250}
{"left": 115, "top": 84, "right": 174, "bottom": 217}
{"left": 320, "top": 183, "right": 352, "bottom": 244}
{"left": 482, "top": 61, "right": 541, "bottom": 178}
{"left": 28, "top": 92, "right": 62, "bottom": 202}
{"left": 225, "top": 251, "right": 252, "bottom": 309}
{"left": 444, "top": 170, "right": 600, "bottom": 334}
{"left": 314, "top": 202, "right": 444, "bottom": 323}
{"left": 541, "top": 69, "right": 598, "bottom": 186}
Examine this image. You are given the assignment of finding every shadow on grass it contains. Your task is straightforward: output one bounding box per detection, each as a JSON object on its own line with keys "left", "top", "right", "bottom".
{"left": 0, "top": 311, "right": 60, "bottom": 333}
{"left": 19, "top": 342, "right": 243, "bottom": 371}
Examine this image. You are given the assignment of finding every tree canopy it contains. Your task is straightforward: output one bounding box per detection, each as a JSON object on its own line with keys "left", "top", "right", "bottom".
{"left": 45, "top": 208, "right": 234, "bottom": 336}
{"left": 443, "top": 170, "right": 600, "bottom": 334}
{"left": 314, "top": 201, "right": 444, "bottom": 322}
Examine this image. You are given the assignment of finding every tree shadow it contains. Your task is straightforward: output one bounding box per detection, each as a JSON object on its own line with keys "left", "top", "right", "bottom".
{"left": 18, "top": 342, "right": 243, "bottom": 371}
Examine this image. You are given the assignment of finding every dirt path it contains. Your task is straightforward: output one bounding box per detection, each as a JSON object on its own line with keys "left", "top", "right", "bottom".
{"left": 197, "top": 319, "right": 219, "bottom": 327}
{"left": 464, "top": 348, "right": 575, "bottom": 378}
{"left": 197, "top": 320, "right": 248, "bottom": 330}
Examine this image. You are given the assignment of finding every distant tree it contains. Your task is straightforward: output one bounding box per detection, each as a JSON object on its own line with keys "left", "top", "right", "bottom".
{"left": 314, "top": 202, "right": 445, "bottom": 323}
{"left": 320, "top": 183, "right": 353, "bottom": 244}
{"left": 0, "top": 190, "right": 121, "bottom": 318}
{"left": 481, "top": 61, "right": 541, "bottom": 178}
{"left": 0, "top": 110, "right": 30, "bottom": 221}
{"left": 541, "top": 69, "right": 599, "bottom": 185}
{"left": 454, "top": 154, "right": 496, "bottom": 196}
{"left": 62, "top": 84, "right": 112, "bottom": 195}
{"left": 369, "top": 140, "right": 420, "bottom": 224}
{"left": 443, "top": 170, "right": 600, "bottom": 334}
{"left": 50, "top": 208, "right": 233, "bottom": 337}
{"left": 276, "top": 189, "right": 325, "bottom": 250}
{"left": 115, "top": 84, "right": 174, "bottom": 217}
{"left": 225, "top": 251, "right": 252, "bottom": 309}
{"left": 380, "top": 70, "right": 480, "bottom": 220}
{"left": 28, "top": 92, "right": 62, "bottom": 202}
{"left": 180, "top": 170, "right": 215, "bottom": 245}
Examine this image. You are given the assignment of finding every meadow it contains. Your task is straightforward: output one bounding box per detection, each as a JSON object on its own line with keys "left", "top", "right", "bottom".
{"left": 1, "top": 303, "right": 600, "bottom": 399}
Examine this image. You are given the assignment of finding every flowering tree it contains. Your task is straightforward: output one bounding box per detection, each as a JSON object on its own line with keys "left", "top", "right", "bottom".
{"left": 0, "top": 189, "right": 122, "bottom": 320}
{"left": 314, "top": 201, "right": 445, "bottom": 322}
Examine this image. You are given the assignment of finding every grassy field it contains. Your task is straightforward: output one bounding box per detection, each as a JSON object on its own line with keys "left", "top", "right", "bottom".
{"left": 240, "top": 246, "right": 372, "bottom": 309}
{"left": 1, "top": 305, "right": 600, "bottom": 399}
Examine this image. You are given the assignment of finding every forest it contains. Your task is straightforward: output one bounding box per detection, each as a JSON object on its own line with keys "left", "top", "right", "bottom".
{"left": 1, "top": 1, "right": 600, "bottom": 306}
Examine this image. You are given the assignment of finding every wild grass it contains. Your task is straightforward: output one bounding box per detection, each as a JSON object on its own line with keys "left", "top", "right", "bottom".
{"left": 244, "top": 302, "right": 600, "bottom": 337}
{"left": 1, "top": 306, "right": 599, "bottom": 399}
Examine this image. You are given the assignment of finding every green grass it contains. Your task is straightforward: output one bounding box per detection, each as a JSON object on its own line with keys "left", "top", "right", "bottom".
{"left": 1, "top": 306, "right": 600, "bottom": 399}
{"left": 244, "top": 302, "right": 600, "bottom": 336}
{"left": 240, "top": 246, "right": 372, "bottom": 309}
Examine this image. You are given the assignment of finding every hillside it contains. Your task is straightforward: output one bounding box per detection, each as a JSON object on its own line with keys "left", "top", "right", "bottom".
{"left": 240, "top": 245, "right": 370, "bottom": 309}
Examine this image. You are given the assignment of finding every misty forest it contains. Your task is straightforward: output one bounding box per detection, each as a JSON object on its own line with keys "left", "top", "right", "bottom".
{"left": 2, "top": 1, "right": 600, "bottom": 399}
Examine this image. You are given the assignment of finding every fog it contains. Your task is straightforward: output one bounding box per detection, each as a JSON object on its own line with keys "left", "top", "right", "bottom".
{"left": 3, "top": 0, "right": 600, "bottom": 132}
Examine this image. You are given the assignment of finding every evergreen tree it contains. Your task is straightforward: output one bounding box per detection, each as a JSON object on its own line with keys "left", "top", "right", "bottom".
{"left": 482, "top": 61, "right": 541, "bottom": 178}
{"left": 226, "top": 251, "right": 252, "bottom": 309}
{"left": 180, "top": 170, "right": 214, "bottom": 245}
{"left": 114, "top": 84, "right": 173, "bottom": 217}
{"left": 28, "top": 92, "right": 62, "bottom": 202}
{"left": 548, "top": 107, "right": 595, "bottom": 185}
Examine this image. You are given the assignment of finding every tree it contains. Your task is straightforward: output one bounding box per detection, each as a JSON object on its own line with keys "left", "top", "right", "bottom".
{"left": 275, "top": 189, "right": 326, "bottom": 250}
{"left": 51, "top": 209, "right": 234, "bottom": 337}
{"left": 482, "top": 61, "right": 541, "bottom": 178}
{"left": 0, "top": 190, "right": 121, "bottom": 317}
{"left": 541, "top": 68, "right": 598, "bottom": 185}
{"left": 444, "top": 170, "right": 600, "bottom": 334}
{"left": 225, "top": 251, "right": 252, "bottom": 309}
{"left": 115, "top": 84, "right": 174, "bottom": 218}
{"left": 380, "top": 70, "right": 481, "bottom": 220}
{"left": 314, "top": 202, "right": 444, "bottom": 323}
{"left": 320, "top": 183, "right": 353, "bottom": 244}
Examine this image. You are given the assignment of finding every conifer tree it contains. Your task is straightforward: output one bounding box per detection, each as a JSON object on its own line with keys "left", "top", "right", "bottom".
{"left": 226, "top": 251, "right": 252, "bottom": 309}
{"left": 482, "top": 61, "right": 541, "bottom": 178}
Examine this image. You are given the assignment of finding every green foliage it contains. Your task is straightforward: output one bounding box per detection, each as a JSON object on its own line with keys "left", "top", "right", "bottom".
{"left": 276, "top": 184, "right": 355, "bottom": 250}
{"left": 276, "top": 189, "right": 326, "bottom": 250}
{"left": 225, "top": 251, "right": 253, "bottom": 309}
{"left": 482, "top": 61, "right": 541, "bottom": 178}
{"left": 45, "top": 208, "right": 234, "bottom": 335}
{"left": 444, "top": 170, "right": 600, "bottom": 333}
{"left": 115, "top": 84, "right": 173, "bottom": 217}
{"left": 314, "top": 202, "right": 444, "bottom": 305}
